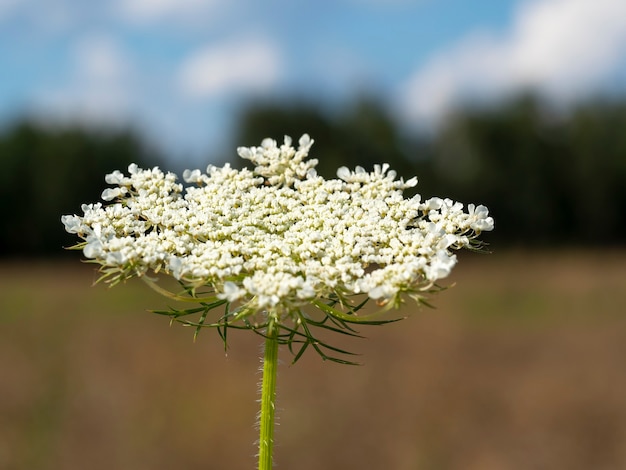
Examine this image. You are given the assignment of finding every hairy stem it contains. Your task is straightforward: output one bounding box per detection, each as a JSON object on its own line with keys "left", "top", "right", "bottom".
{"left": 258, "top": 318, "right": 279, "bottom": 470}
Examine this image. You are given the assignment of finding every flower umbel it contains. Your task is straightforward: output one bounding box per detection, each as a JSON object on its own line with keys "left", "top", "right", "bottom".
{"left": 62, "top": 134, "right": 493, "bottom": 362}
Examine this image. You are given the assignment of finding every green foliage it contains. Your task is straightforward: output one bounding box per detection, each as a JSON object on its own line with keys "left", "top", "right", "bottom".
{"left": 0, "top": 121, "right": 160, "bottom": 256}
{"left": 429, "top": 96, "right": 626, "bottom": 244}
{"left": 146, "top": 276, "right": 403, "bottom": 365}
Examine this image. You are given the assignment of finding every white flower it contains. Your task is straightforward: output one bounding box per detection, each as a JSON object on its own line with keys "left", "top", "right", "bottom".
{"left": 101, "top": 187, "right": 127, "bottom": 201}
{"left": 83, "top": 237, "right": 103, "bottom": 258}
{"left": 61, "top": 214, "right": 82, "bottom": 234}
{"left": 219, "top": 281, "right": 246, "bottom": 302}
{"left": 424, "top": 251, "right": 457, "bottom": 282}
{"left": 63, "top": 134, "right": 493, "bottom": 313}
{"left": 237, "top": 134, "right": 318, "bottom": 187}
{"left": 183, "top": 169, "right": 202, "bottom": 183}
{"left": 336, "top": 166, "right": 351, "bottom": 181}
{"left": 468, "top": 204, "right": 495, "bottom": 232}
{"left": 105, "top": 170, "right": 131, "bottom": 185}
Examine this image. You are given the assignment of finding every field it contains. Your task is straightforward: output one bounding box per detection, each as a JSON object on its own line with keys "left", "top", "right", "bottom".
{"left": 1, "top": 250, "right": 626, "bottom": 470}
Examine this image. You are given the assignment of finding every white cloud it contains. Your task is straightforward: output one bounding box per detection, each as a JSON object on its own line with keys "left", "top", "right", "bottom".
{"left": 178, "top": 38, "right": 283, "bottom": 99}
{"left": 75, "top": 35, "right": 131, "bottom": 84}
{"left": 400, "top": 0, "right": 626, "bottom": 125}
{"left": 36, "top": 35, "right": 135, "bottom": 123}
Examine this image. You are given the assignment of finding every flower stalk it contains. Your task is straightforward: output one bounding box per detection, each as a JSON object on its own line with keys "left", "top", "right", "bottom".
{"left": 258, "top": 316, "right": 279, "bottom": 470}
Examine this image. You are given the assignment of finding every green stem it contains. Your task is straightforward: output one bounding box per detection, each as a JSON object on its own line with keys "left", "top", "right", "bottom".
{"left": 258, "top": 318, "right": 279, "bottom": 470}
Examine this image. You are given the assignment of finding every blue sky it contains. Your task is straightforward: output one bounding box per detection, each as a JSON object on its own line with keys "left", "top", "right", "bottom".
{"left": 2, "top": 0, "right": 625, "bottom": 165}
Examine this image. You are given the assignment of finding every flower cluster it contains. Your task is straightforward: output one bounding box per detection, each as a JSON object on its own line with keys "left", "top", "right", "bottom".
{"left": 63, "top": 134, "right": 493, "bottom": 359}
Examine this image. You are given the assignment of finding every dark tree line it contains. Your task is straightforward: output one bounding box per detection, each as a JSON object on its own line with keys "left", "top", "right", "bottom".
{"left": 1, "top": 94, "right": 625, "bottom": 257}
{"left": 0, "top": 122, "right": 159, "bottom": 257}
{"left": 425, "top": 96, "right": 626, "bottom": 245}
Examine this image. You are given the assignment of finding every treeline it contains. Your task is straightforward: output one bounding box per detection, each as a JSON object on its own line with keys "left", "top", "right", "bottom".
{"left": 234, "top": 95, "right": 626, "bottom": 246}
{"left": 1, "top": 95, "right": 625, "bottom": 257}
{"left": 0, "top": 123, "right": 159, "bottom": 257}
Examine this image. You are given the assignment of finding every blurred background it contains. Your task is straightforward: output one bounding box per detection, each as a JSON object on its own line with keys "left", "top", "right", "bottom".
{"left": 1, "top": 0, "right": 626, "bottom": 468}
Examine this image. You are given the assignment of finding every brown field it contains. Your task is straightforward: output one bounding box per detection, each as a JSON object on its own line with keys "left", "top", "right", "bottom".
{"left": 1, "top": 250, "right": 626, "bottom": 470}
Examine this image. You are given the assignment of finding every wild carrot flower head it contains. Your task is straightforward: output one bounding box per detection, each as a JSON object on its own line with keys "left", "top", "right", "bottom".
{"left": 62, "top": 134, "right": 493, "bottom": 362}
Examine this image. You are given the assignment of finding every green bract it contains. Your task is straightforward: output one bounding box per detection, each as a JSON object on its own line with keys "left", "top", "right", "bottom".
{"left": 62, "top": 134, "right": 493, "bottom": 363}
